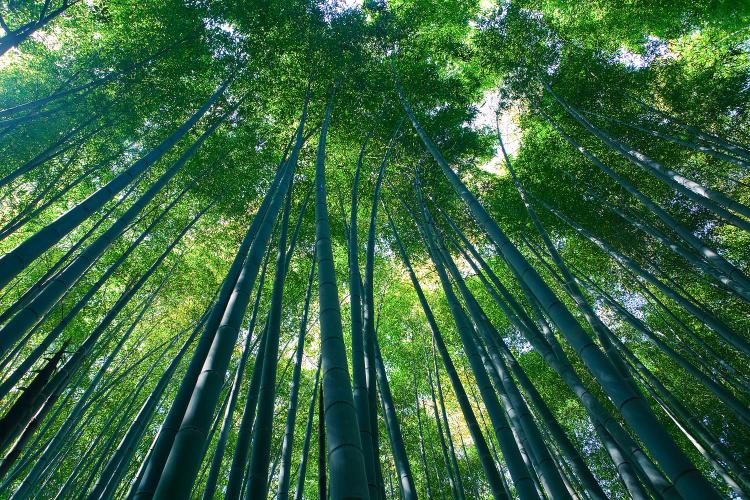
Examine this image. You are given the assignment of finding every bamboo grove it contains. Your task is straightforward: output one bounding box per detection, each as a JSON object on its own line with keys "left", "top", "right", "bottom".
{"left": 0, "top": 0, "right": 749, "bottom": 498}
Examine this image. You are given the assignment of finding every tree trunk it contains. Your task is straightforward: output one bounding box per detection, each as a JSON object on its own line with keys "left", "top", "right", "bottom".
{"left": 312, "top": 87, "right": 369, "bottom": 499}
{"left": 385, "top": 203, "right": 507, "bottom": 499}
{"left": 318, "top": 381, "right": 326, "bottom": 500}
{"left": 200, "top": 243, "right": 273, "bottom": 500}
{"left": 414, "top": 179, "right": 536, "bottom": 499}
{"left": 394, "top": 69, "right": 718, "bottom": 498}
{"left": 0, "top": 0, "right": 81, "bottom": 56}
{"left": 427, "top": 336, "right": 465, "bottom": 500}
{"left": 0, "top": 75, "right": 232, "bottom": 291}
{"left": 539, "top": 108, "right": 750, "bottom": 303}
{"left": 349, "top": 135, "right": 380, "bottom": 499}
{"left": 0, "top": 171, "right": 143, "bottom": 328}
{"left": 413, "top": 373, "right": 434, "bottom": 500}
{"left": 0, "top": 184, "right": 192, "bottom": 400}
{"left": 88, "top": 315, "right": 205, "bottom": 500}
{"left": 432, "top": 185, "right": 668, "bottom": 497}
{"left": 363, "top": 127, "right": 399, "bottom": 498}
{"left": 0, "top": 112, "right": 102, "bottom": 189}
{"left": 424, "top": 203, "right": 570, "bottom": 500}
{"left": 225, "top": 324, "right": 268, "bottom": 499}
{"left": 0, "top": 342, "right": 67, "bottom": 452}
{"left": 152, "top": 158, "right": 296, "bottom": 497}
{"left": 0, "top": 108, "right": 230, "bottom": 355}
{"left": 11, "top": 259, "right": 177, "bottom": 499}
{"left": 574, "top": 270, "right": 750, "bottom": 428}
{"left": 373, "top": 338, "right": 417, "bottom": 499}
{"left": 132, "top": 152, "right": 289, "bottom": 500}
{"left": 546, "top": 83, "right": 750, "bottom": 229}
{"left": 539, "top": 195, "right": 750, "bottom": 360}
{"left": 244, "top": 181, "right": 296, "bottom": 498}
{"left": 293, "top": 363, "right": 321, "bottom": 500}
{"left": 580, "top": 109, "right": 750, "bottom": 169}
{"left": 277, "top": 253, "right": 316, "bottom": 498}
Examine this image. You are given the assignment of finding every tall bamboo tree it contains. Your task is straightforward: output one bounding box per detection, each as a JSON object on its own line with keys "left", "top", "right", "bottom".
{"left": 313, "top": 87, "right": 370, "bottom": 499}
{"left": 394, "top": 63, "right": 720, "bottom": 499}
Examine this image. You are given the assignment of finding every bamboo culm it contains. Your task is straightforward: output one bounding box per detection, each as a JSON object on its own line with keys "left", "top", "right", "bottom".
{"left": 539, "top": 108, "right": 750, "bottom": 304}
{"left": 349, "top": 135, "right": 380, "bottom": 499}
{"left": 0, "top": 75, "right": 233, "bottom": 291}
{"left": 151, "top": 130, "right": 299, "bottom": 497}
{"left": 394, "top": 67, "right": 719, "bottom": 499}
{"left": 373, "top": 337, "right": 417, "bottom": 499}
{"left": 276, "top": 252, "right": 316, "bottom": 498}
{"left": 0, "top": 103, "right": 234, "bottom": 354}
{"left": 244, "top": 178, "right": 296, "bottom": 498}
{"left": 131, "top": 151, "right": 289, "bottom": 500}
{"left": 385, "top": 202, "right": 507, "bottom": 499}
{"left": 293, "top": 363, "right": 321, "bottom": 500}
{"left": 313, "top": 87, "right": 370, "bottom": 499}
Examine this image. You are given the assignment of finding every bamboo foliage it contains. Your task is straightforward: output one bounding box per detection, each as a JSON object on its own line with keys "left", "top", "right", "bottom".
{"left": 1, "top": 3, "right": 749, "bottom": 499}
